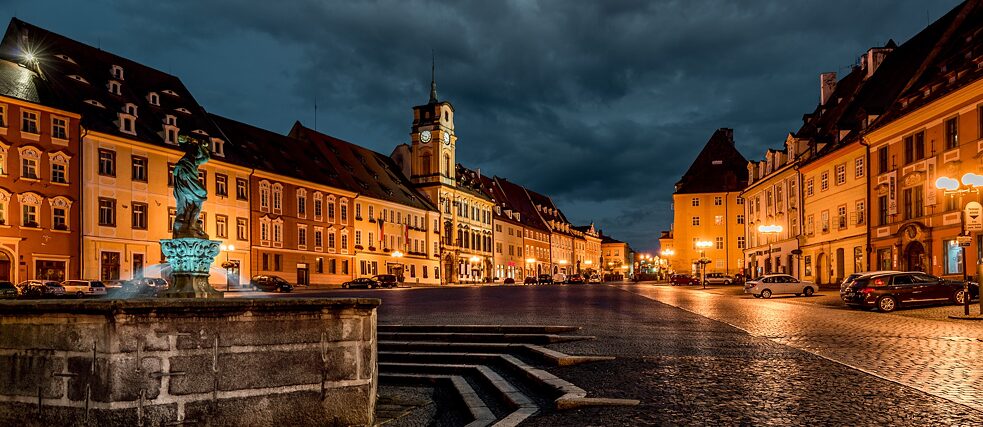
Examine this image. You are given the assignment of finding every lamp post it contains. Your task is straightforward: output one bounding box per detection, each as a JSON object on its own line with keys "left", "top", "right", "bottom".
{"left": 757, "top": 224, "right": 783, "bottom": 275}
{"left": 391, "top": 250, "right": 404, "bottom": 283}
{"left": 525, "top": 258, "right": 536, "bottom": 281}
{"left": 695, "top": 240, "right": 713, "bottom": 288}
{"left": 935, "top": 173, "right": 983, "bottom": 316}
{"left": 219, "top": 244, "right": 235, "bottom": 291}
{"left": 661, "top": 249, "right": 675, "bottom": 278}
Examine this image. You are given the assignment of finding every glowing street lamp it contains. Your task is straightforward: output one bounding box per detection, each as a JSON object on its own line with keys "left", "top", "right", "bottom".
{"left": 695, "top": 240, "right": 713, "bottom": 288}
{"left": 219, "top": 244, "right": 236, "bottom": 291}
{"left": 935, "top": 173, "right": 983, "bottom": 316}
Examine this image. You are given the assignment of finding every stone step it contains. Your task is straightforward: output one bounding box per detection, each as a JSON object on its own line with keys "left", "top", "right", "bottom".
{"left": 380, "top": 373, "right": 497, "bottom": 427}
{"left": 379, "top": 324, "right": 581, "bottom": 334}
{"left": 381, "top": 363, "right": 538, "bottom": 426}
{"left": 378, "top": 331, "right": 594, "bottom": 344}
{"left": 379, "top": 341, "right": 615, "bottom": 366}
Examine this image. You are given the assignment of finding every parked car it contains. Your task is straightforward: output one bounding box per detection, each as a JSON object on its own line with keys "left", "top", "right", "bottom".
{"left": 372, "top": 274, "right": 399, "bottom": 289}
{"left": 251, "top": 275, "right": 294, "bottom": 292}
{"left": 17, "top": 280, "right": 66, "bottom": 298}
{"left": 841, "top": 271, "right": 980, "bottom": 312}
{"left": 704, "top": 272, "right": 735, "bottom": 285}
{"left": 566, "top": 274, "right": 585, "bottom": 284}
{"left": 342, "top": 277, "right": 380, "bottom": 289}
{"left": 552, "top": 273, "right": 567, "bottom": 284}
{"left": 744, "top": 274, "right": 817, "bottom": 298}
{"left": 840, "top": 271, "right": 900, "bottom": 292}
{"left": 587, "top": 274, "right": 602, "bottom": 284}
{"left": 0, "top": 281, "right": 17, "bottom": 299}
{"left": 122, "top": 278, "right": 169, "bottom": 297}
{"left": 61, "top": 280, "right": 108, "bottom": 298}
{"left": 669, "top": 274, "right": 700, "bottom": 286}
{"left": 503, "top": 277, "right": 516, "bottom": 285}
{"left": 537, "top": 274, "right": 554, "bottom": 285}
{"left": 523, "top": 276, "right": 538, "bottom": 285}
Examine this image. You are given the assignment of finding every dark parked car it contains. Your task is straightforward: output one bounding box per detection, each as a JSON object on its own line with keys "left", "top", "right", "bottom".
{"left": 841, "top": 272, "right": 980, "bottom": 312}
{"left": 122, "top": 278, "right": 169, "bottom": 297}
{"left": 523, "top": 276, "right": 538, "bottom": 285}
{"left": 372, "top": 274, "right": 399, "bottom": 289}
{"left": 537, "top": 274, "right": 554, "bottom": 285}
{"left": 342, "top": 277, "right": 380, "bottom": 289}
{"left": 566, "top": 274, "right": 585, "bottom": 284}
{"left": 0, "top": 281, "right": 17, "bottom": 299}
{"left": 251, "top": 275, "right": 294, "bottom": 292}
{"left": 503, "top": 277, "right": 516, "bottom": 284}
{"left": 17, "top": 280, "right": 65, "bottom": 298}
{"left": 670, "top": 274, "right": 700, "bottom": 286}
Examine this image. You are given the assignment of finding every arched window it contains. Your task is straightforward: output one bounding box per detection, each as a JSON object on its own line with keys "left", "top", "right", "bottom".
{"left": 19, "top": 192, "right": 42, "bottom": 228}
{"left": 48, "top": 196, "right": 72, "bottom": 231}
{"left": 271, "top": 183, "right": 283, "bottom": 213}
{"left": 443, "top": 154, "right": 451, "bottom": 176}
{"left": 259, "top": 181, "right": 271, "bottom": 211}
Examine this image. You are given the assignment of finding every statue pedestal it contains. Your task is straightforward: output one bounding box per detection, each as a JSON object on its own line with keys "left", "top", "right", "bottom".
{"left": 159, "top": 238, "right": 224, "bottom": 298}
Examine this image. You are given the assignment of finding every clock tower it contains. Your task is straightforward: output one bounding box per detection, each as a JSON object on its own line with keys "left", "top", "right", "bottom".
{"left": 410, "top": 62, "right": 456, "bottom": 186}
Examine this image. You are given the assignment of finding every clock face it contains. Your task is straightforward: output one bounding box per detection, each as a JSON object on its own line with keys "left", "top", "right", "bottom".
{"left": 420, "top": 130, "right": 432, "bottom": 143}
{"left": 443, "top": 132, "right": 451, "bottom": 145}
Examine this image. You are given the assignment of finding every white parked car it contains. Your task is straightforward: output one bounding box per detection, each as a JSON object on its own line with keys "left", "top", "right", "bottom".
{"left": 705, "top": 272, "right": 735, "bottom": 285}
{"left": 61, "top": 280, "right": 108, "bottom": 298}
{"left": 552, "top": 273, "right": 567, "bottom": 284}
{"left": 744, "top": 274, "right": 817, "bottom": 298}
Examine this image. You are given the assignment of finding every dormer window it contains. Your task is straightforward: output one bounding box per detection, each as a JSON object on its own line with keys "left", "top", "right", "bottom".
{"left": 68, "top": 75, "right": 89, "bottom": 84}
{"left": 175, "top": 107, "right": 191, "bottom": 114}
{"left": 211, "top": 138, "right": 225, "bottom": 157}
{"left": 164, "top": 127, "right": 178, "bottom": 144}
{"left": 84, "top": 99, "right": 105, "bottom": 108}
{"left": 55, "top": 54, "right": 76, "bottom": 64}
{"left": 162, "top": 89, "right": 179, "bottom": 97}
{"left": 119, "top": 114, "right": 135, "bottom": 135}
{"left": 111, "top": 65, "right": 124, "bottom": 80}
{"left": 124, "top": 103, "right": 138, "bottom": 117}
{"left": 192, "top": 129, "right": 208, "bottom": 136}
{"left": 108, "top": 80, "right": 121, "bottom": 95}
{"left": 148, "top": 92, "right": 160, "bottom": 106}
{"left": 165, "top": 115, "right": 176, "bottom": 126}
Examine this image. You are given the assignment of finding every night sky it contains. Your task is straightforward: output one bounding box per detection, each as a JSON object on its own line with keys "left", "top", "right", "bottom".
{"left": 3, "top": 0, "right": 962, "bottom": 252}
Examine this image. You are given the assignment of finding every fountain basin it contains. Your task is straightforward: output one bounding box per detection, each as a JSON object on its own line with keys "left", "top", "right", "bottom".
{"left": 0, "top": 298, "right": 380, "bottom": 426}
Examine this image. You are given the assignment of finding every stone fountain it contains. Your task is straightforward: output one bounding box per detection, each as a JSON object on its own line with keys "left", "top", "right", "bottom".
{"left": 159, "top": 135, "right": 223, "bottom": 298}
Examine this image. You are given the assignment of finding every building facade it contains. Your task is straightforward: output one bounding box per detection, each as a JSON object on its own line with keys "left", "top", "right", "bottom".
{"left": 743, "top": 136, "right": 805, "bottom": 278}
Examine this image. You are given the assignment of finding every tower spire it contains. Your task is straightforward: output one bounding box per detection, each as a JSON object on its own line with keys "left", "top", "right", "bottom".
{"left": 429, "top": 51, "right": 438, "bottom": 104}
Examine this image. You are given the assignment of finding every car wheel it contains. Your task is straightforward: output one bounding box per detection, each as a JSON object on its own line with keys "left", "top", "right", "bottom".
{"left": 954, "top": 290, "right": 969, "bottom": 305}
{"left": 804, "top": 287, "right": 815, "bottom": 297}
{"left": 761, "top": 289, "right": 772, "bottom": 299}
{"left": 342, "top": 284, "right": 349, "bottom": 289}
{"left": 369, "top": 285, "right": 375, "bottom": 289}
{"left": 76, "top": 291, "right": 85, "bottom": 298}
{"left": 877, "top": 296, "right": 898, "bottom": 313}
{"left": 724, "top": 280, "right": 731, "bottom": 285}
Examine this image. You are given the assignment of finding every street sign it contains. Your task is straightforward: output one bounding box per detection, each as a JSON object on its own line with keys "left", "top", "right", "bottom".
{"left": 965, "top": 202, "right": 983, "bottom": 232}
{"left": 958, "top": 235, "right": 972, "bottom": 247}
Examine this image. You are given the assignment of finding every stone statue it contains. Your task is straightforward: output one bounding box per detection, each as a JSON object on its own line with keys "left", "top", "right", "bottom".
{"left": 172, "top": 135, "right": 210, "bottom": 239}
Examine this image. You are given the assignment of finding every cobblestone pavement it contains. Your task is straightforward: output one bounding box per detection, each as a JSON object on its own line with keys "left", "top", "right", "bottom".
{"left": 620, "top": 283, "right": 983, "bottom": 411}
{"left": 236, "top": 284, "right": 983, "bottom": 424}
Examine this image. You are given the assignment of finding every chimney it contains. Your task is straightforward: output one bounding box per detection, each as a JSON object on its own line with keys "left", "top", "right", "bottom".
{"left": 820, "top": 72, "right": 837, "bottom": 105}
{"left": 864, "top": 46, "right": 892, "bottom": 79}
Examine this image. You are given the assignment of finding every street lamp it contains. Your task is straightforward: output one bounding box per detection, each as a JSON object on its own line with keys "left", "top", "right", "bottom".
{"left": 526, "top": 258, "right": 536, "bottom": 278}
{"left": 695, "top": 240, "right": 713, "bottom": 289}
{"left": 757, "top": 224, "right": 783, "bottom": 275}
{"left": 219, "top": 244, "right": 235, "bottom": 291}
{"left": 935, "top": 173, "right": 983, "bottom": 316}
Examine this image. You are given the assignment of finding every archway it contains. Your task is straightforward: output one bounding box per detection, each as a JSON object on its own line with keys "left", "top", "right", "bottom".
{"left": 0, "top": 250, "right": 10, "bottom": 281}
{"left": 816, "top": 253, "right": 826, "bottom": 285}
{"left": 904, "top": 241, "right": 925, "bottom": 272}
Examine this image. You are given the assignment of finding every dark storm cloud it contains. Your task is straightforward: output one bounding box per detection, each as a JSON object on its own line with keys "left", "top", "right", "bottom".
{"left": 6, "top": 0, "right": 962, "bottom": 251}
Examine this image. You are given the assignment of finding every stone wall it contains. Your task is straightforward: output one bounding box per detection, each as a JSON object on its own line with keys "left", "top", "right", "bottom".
{"left": 0, "top": 298, "right": 380, "bottom": 426}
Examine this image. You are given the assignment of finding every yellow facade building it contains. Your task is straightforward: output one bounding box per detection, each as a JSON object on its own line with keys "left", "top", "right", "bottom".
{"left": 671, "top": 128, "right": 748, "bottom": 276}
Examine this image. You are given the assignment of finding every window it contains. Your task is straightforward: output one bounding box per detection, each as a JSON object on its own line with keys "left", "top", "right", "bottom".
{"left": 854, "top": 247, "right": 864, "bottom": 273}
{"left": 274, "top": 254, "right": 282, "bottom": 271}
{"left": 52, "top": 207, "right": 66, "bottom": 230}
{"left": 272, "top": 184, "right": 282, "bottom": 212}
{"left": 806, "top": 178, "right": 814, "bottom": 196}
{"left": 328, "top": 232, "right": 336, "bottom": 249}
{"left": 804, "top": 256, "right": 812, "bottom": 276}
{"left": 737, "top": 214, "right": 744, "bottom": 224}
{"left": 216, "top": 215, "right": 228, "bottom": 238}
{"left": 315, "top": 229, "right": 323, "bottom": 249}
{"left": 820, "top": 171, "right": 829, "bottom": 191}
{"left": 21, "top": 111, "right": 38, "bottom": 134}
{"left": 715, "top": 237, "right": 724, "bottom": 249}
{"left": 835, "top": 164, "right": 846, "bottom": 185}
{"left": 236, "top": 178, "right": 248, "bottom": 200}
{"left": 98, "top": 198, "right": 116, "bottom": 226}
{"left": 168, "top": 208, "right": 176, "bottom": 231}
{"left": 854, "top": 157, "right": 864, "bottom": 179}
{"left": 691, "top": 216, "right": 700, "bottom": 226}
{"left": 713, "top": 196, "right": 722, "bottom": 206}
{"left": 21, "top": 203, "right": 37, "bottom": 227}
{"left": 262, "top": 253, "right": 269, "bottom": 270}
{"left": 340, "top": 200, "right": 348, "bottom": 222}
{"left": 0, "top": 104, "right": 5, "bottom": 127}
{"left": 341, "top": 233, "right": 348, "bottom": 250}
{"left": 273, "top": 221, "right": 283, "bottom": 244}
{"left": 198, "top": 170, "right": 206, "bottom": 188}
{"left": 944, "top": 117, "right": 958, "bottom": 150}
{"left": 944, "top": 240, "right": 963, "bottom": 274}
{"left": 837, "top": 206, "right": 847, "bottom": 229}
{"left": 259, "top": 182, "right": 270, "bottom": 210}
{"left": 98, "top": 149, "right": 116, "bottom": 176}
{"left": 737, "top": 236, "right": 746, "bottom": 249}
{"left": 168, "top": 163, "right": 175, "bottom": 186}
{"left": 355, "top": 230, "right": 362, "bottom": 246}
{"left": 298, "top": 227, "right": 307, "bottom": 247}
{"left": 51, "top": 117, "right": 67, "bottom": 140}
{"left": 21, "top": 150, "right": 38, "bottom": 179}
{"left": 714, "top": 215, "right": 724, "bottom": 225}
{"left": 691, "top": 197, "right": 700, "bottom": 207}
{"left": 149, "top": 92, "right": 159, "bottom": 106}
{"left": 821, "top": 211, "right": 829, "bottom": 233}
{"left": 297, "top": 191, "right": 306, "bottom": 216}
{"left": 215, "top": 174, "right": 228, "bottom": 196}
{"left": 314, "top": 197, "right": 323, "bottom": 219}
{"left": 736, "top": 197, "right": 744, "bottom": 205}
{"left": 856, "top": 201, "right": 865, "bottom": 225}
{"left": 131, "top": 202, "right": 148, "bottom": 229}
{"left": 877, "top": 146, "right": 889, "bottom": 174}
{"left": 131, "top": 156, "right": 147, "bottom": 182}
{"left": 236, "top": 218, "right": 248, "bottom": 240}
